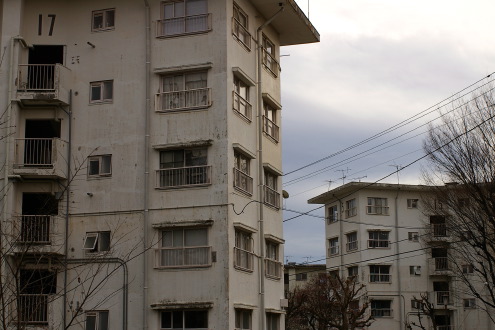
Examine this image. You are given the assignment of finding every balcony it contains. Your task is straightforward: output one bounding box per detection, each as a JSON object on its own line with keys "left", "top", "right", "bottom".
{"left": 154, "top": 246, "right": 211, "bottom": 268}
{"left": 264, "top": 185, "right": 280, "bottom": 209}
{"left": 262, "top": 49, "right": 280, "bottom": 77}
{"left": 17, "top": 294, "right": 49, "bottom": 325}
{"left": 16, "top": 64, "right": 71, "bottom": 106}
{"left": 265, "top": 258, "right": 282, "bottom": 279}
{"left": 155, "top": 88, "right": 211, "bottom": 112}
{"left": 12, "top": 215, "right": 64, "bottom": 254}
{"left": 435, "top": 291, "right": 452, "bottom": 306}
{"left": 429, "top": 257, "right": 453, "bottom": 276}
{"left": 263, "top": 116, "right": 279, "bottom": 142}
{"left": 431, "top": 223, "right": 449, "bottom": 238}
{"left": 155, "top": 165, "right": 211, "bottom": 189}
{"left": 234, "top": 247, "right": 255, "bottom": 272}
{"left": 233, "top": 168, "right": 253, "bottom": 195}
{"left": 13, "top": 138, "right": 68, "bottom": 179}
{"left": 232, "top": 17, "right": 251, "bottom": 50}
{"left": 233, "top": 91, "right": 252, "bottom": 121}
{"left": 156, "top": 13, "right": 212, "bottom": 38}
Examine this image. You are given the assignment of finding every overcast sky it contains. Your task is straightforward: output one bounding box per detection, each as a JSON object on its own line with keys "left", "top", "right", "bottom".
{"left": 280, "top": 0, "right": 495, "bottom": 264}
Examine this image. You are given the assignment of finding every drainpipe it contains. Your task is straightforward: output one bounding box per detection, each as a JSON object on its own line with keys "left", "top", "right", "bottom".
{"left": 394, "top": 189, "right": 404, "bottom": 330}
{"left": 256, "top": 5, "right": 284, "bottom": 330}
{"left": 142, "top": 2, "right": 151, "bottom": 330}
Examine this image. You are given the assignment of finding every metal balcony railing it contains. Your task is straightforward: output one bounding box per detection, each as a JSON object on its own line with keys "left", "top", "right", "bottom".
{"left": 15, "top": 215, "right": 52, "bottom": 244}
{"left": 232, "top": 17, "right": 251, "bottom": 50}
{"left": 434, "top": 257, "right": 449, "bottom": 271}
{"left": 17, "top": 64, "right": 58, "bottom": 91}
{"left": 367, "top": 206, "right": 390, "bottom": 215}
{"left": 233, "top": 91, "right": 252, "bottom": 121}
{"left": 347, "top": 241, "right": 358, "bottom": 251}
{"left": 369, "top": 274, "right": 391, "bottom": 283}
{"left": 262, "top": 49, "right": 280, "bottom": 77}
{"left": 155, "top": 246, "right": 211, "bottom": 268}
{"left": 265, "top": 258, "right": 282, "bottom": 279}
{"left": 17, "top": 294, "right": 48, "bottom": 324}
{"left": 14, "top": 138, "right": 67, "bottom": 167}
{"left": 234, "top": 247, "right": 255, "bottom": 272}
{"left": 263, "top": 185, "right": 280, "bottom": 209}
{"left": 368, "top": 239, "right": 390, "bottom": 248}
{"left": 233, "top": 168, "right": 253, "bottom": 195}
{"left": 432, "top": 223, "right": 448, "bottom": 237}
{"left": 263, "top": 116, "right": 279, "bottom": 142}
{"left": 435, "top": 291, "right": 451, "bottom": 305}
{"left": 371, "top": 308, "right": 392, "bottom": 317}
{"left": 156, "top": 88, "right": 211, "bottom": 112}
{"left": 156, "top": 165, "right": 211, "bottom": 189}
{"left": 156, "top": 13, "right": 211, "bottom": 37}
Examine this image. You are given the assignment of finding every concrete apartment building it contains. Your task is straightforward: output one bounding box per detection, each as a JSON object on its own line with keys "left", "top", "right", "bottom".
{"left": 283, "top": 263, "right": 326, "bottom": 294}
{"left": 308, "top": 182, "right": 492, "bottom": 330}
{"left": 0, "top": 0, "right": 319, "bottom": 329}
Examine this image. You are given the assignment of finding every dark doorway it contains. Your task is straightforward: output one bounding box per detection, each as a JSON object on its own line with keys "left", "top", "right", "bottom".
{"left": 27, "top": 45, "right": 64, "bottom": 90}
{"left": 21, "top": 193, "right": 58, "bottom": 243}
{"left": 24, "top": 120, "right": 61, "bottom": 166}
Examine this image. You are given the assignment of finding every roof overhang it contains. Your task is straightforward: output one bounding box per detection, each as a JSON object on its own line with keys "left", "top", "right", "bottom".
{"left": 252, "top": 0, "right": 320, "bottom": 46}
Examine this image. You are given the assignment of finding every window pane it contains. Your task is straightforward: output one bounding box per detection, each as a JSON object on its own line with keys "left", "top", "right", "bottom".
{"left": 101, "top": 156, "right": 111, "bottom": 174}
{"left": 84, "top": 234, "right": 98, "bottom": 250}
{"left": 91, "top": 85, "right": 101, "bottom": 101}
{"left": 105, "top": 10, "right": 115, "bottom": 28}
{"left": 161, "top": 311, "right": 172, "bottom": 328}
{"left": 185, "top": 148, "right": 207, "bottom": 166}
{"left": 86, "top": 314, "right": 96, "bottom": 330}
{"left": 89, "top": 159, "right": 100, "bottom": 175}
{"left": 103, "top": 81, "right": 113, "bottom": 100}
{"left": 172, "top": 311, "right": 182, "bottom": 328}
{"left": 162, "top": 231, "right": 173, "bottom": 247}
{"left": 186, "top": 0, "right": 207, "bottom": 15}
{"left": 184, "top": 310, "right": 208, "bottom": 328}
{"left": 99, "top": 232, "right": 111, "bottom": 251}
{"left": 184, "top": 228, "right": 207, "bottom": 246}
{"left": 185, "top": 72, "right": 207, "bottom": 90}
{"left": 242, "top": 310, "right": 250, "bottom": 328}
{"left": 173, "top": 229, "right": 184, "bottom": 247}
{"left": 98, "top": 311, "right": 109, "bottom": 330}
{"left": 93, "top": 14, "right": 103, "bottom": 29}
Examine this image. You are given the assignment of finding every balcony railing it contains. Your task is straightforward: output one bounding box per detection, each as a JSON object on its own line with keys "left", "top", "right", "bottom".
{"left": 17, "top": 294, "right": 48, "bottom": 324}
{"left": 14, "top": 138, "right": 69, "bottom": 179}
{"left": 432, "top": 223, "right": 448, "bottom": 237}
{"left": 347, "top": 241, "right": 358, "bottom": 251}
{"left": 371, "top": 308, "right": 392, "bottom": 318}
{"left": 434, "top": 257, "right": 449, "bottom": 271}
{"left": 234, "top": 247, "right": 255, "bottom": 272}
{"left": 15, "top": 138, "right": 56, "bottom": 167}
{"left": 233, "top": 91, "right": 252, "bottom": 121}
{"left": 233, "top": 168, "right": 253, "bottom": 195}
{"left": 156, "top": 13, "right": 211, "bottom": 37}
{"left": 263, "top": 116, "right": 279, "bottom": 142}
{"left": 265, "top": 258, "right": 282, "bottom": 279}
{"left": 366, "top": 206, "right": 390, "bottom": 215}
{"left": 155, "top": 88, "right": 211, "bottom": 112}
{"left": 435, "top": 291, "right": 451, "bottom": 305}
{"left": 368, "top": 239, "right": 390, "bottom": 248}
{"left": 264, "top": 185, "right": 280, "bottom": 209}
{"left": 262, "top": 49, "right": 279, "bottom": 77}
{"left": 156, "top": 165, "right": 211, "bottom": 189}
{"left": 232, "top": 17, "right": 251, "bottom": 50}
{"left": 14, "top": 215, "right": 52, "bottom": 244}
{"left": 155, "top": 246, "right": 211, "bottom": 268}
{"left": 369, "top": 274, "right": 391, "bottom": 283}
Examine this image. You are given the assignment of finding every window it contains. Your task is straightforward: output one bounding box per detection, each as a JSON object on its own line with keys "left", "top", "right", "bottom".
{"left": 92, "top": 9, "right": 115, "bottom": 32}
{"left": 160, "top": 310, "right": 208, "bottom": 329}
{"left": 264, "top": 170, "right": 280, "bottom": 208}
{"left": 235, "top": 309, "right": 251, "bottom": 330}
{"left": 233, "top": 76, "right": 252, "bottom": 120}
{"left": 234, "top": 230, "right": 254, "bottom": 271}
{"left": 83, "top": 232, "right": 111, "bottom": 253}
{"left": 158, "top": 228, "right": 210, "bottom": 267}
{"left": 295, "top": 273, "right": 307, "bottom": 281}
{"left": 233, "top": 151, "right": 253, "bottom": 195}
{"left": 345, "top": 199, "right": 357, "bottom": 218}
{"left": 409, "top": 266, "right": 421, "bottom": 276}
{"left": 367, "top": 197, "right": 389, "bottom": 215}
{"left": 463, "top": 298, "right": 476, "bottom": 308}
{"left": 411, "top": 300, "right": 424, "bottom": 310}
{"left": 158, "top": 71, "right": 209, "bottom": 111}
{"left": 262, "top": 35, "right": 278, "bottom": 77}
{"left": 158, "top": 148, "right": 210, "bottom": 188}
{"left": 86, "top": 311, "right": 109, "bottom": 330}
{"left": 233, "top": 4, "right": 251, "bottom": 50}
{"left": 408, "top": 232, "right": 419, "bottom": 242}
{"left": 328, "top": 237, "right": 339, "bottom": 256}
{"left": 368, "top": 231, "right": 390, "bottom": 248}
{"left": 263, "top": 102, "right": 279, "bottom": 142}
{"left": 159, "top": 0, "right": 209, "bottom": 37}
{"left": 265, "top": 241, "right": 281, "bottom": 279}
{"left": 327, "top": 205, "right": 338, "bottom": 223}
{"left": 347, "top": 266, "right": 358, "bottom": 280}
{"left": 266, "top": 313, "right": 279, "bottom": 330}
{"left": 369, "top": 265, "right": 391, "bottom": 283}
{"left": 346, "top": 232, "right": 358, "bottom": 251}
{"left": 462, "top": 264, "right": 474, "bottom": 274}
{"left": 90, "top": 80, "right": 113, "bottom": 103}
{"left": 88, "top": 155, "right": 112, "bottom": 177}
{"left": 19, "top": 269, "right": 56, "bottom": 324}
{"left": 407, "top": 199, "right": 418, "bottom": 208}
{"left": 371, "top": 300, "right": 392, "bottom": 317}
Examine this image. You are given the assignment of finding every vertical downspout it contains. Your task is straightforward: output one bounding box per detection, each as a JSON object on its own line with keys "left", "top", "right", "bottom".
{"left": 395, "top": 189, "right": 404, "bottom": 330}
{"left": 256, "top": 6, "right": 284, "bottom": 330}
{"left": 62, "top": 92, "right": 72, "bottom": 329}
{"left": 143, "top": 2, "right": 151, "bottom": 330}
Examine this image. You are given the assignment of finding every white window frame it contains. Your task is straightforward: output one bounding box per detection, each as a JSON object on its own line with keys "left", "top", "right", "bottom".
{"left": 160, "top": 309, "right": 208, "bottom": 329}
{"left": 327, "top": 205, "right": 338, "bottom": 223}
{"left": 369, "top": 265, "right": 391, "bottom": 283}
{"left": 408, "top": 232, "right": 419, "bottom": 242}
{"left": 83, "top": 232, "right": 111, "bottom": 253}
{"left": 411, "top": 300, "right": 424, "bottom": 310}
{"left": 232, "top": 3, "right": 251, "bottom": 50}
{"left": 85, "top": 310, "right": 109, "bottom": 330}
{"left": 367, "top": 197, "right": 389, "bottom": 215}
{"left": 92, "top": 8, "right": 115, "bottom": 32}
{"left": 266, "top": 312, "right": 280, "bottom": 330}
{"left": 158, "top": 71, "right": 210, "bottom": 111}
{"left": 90, "top": 80, "right": 113, "bottom": 103}
{"left": 262, "top": 35, "right": 278, "bottom": 77}
{"left": 159, "top": 0, "right": 210, "bottom": 37}
{"left": 463, "top": 298, "right": 476, "bottom": 308}
{"left": 346, "top": 231, "right": 358, "bottom": 251}
{"left": 234, "top": 229, "right": 254, "bottom": 271}
{"left": 235, "top": 308, "right": 252, "bottom": 330}
{"left": 263, "top": 102, "right": 279, "bottom": 142}
{"left": 371, "top": 300, "right": 392, "bottom": 318}
{"left": 347, "top": 266, "right": 359, "bottom": 280}
{"left": 345, "top": 199, "right": 357, "bottom": 218}
{"left": 157, "top": 227, "right": 211, "bottom": 268}
{"left": 409, "top": 266, "right": 421, "bottom": 276}
{"left": 88, "top": 155, "right": 112, "bottom": 177}
{"left": 368, "top": 230, "right": 390, "bottom": 248}
{"left": 407, "top": 199, "right": 418, "bottom": 208}
{"left": 328, "top": 237, "right": 339, "bottom": 256}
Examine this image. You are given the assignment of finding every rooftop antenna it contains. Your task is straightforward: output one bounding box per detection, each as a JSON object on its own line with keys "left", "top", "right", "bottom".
{"left": 324, "top": 180, "right": 334, "bottom": 191}
{"left": 352, "top": 175, "right": 367, "bottom": 182}
{"left": 285, "top": 256, "right": 293, "bottom": 264}
{"left": 389, "top": 164, "right": 402, "bottom": 184}
{"left": 303, "top": 256, "right": 313, "bottom": 264}
{"left": 336, "top": 168, "right": 350, "bottom": 185}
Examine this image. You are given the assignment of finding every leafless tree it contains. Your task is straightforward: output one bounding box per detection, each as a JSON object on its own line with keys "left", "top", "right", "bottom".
{"left": 422, "top": 86, "right": 495, "bottom": 315}
{"left": 286, "top": 274, "right": 373, "bottom": 330}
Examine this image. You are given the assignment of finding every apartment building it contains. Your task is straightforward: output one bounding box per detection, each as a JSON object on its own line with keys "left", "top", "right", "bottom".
{"left": 284, "top": 263, "right": 326, "bottom": 293}
{"left": 308, "top": 182, "right": 492, "bottom": 330}
{"left": 0, "top": 0, "right": 319, "bottom": 329}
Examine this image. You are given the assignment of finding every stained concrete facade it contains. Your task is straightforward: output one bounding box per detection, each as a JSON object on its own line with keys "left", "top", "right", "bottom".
{"left": 0, "top": 0, "right": 319, "bottom": 329}
{"left": 309, "top": 182, "right": 494, "bottom": 330}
